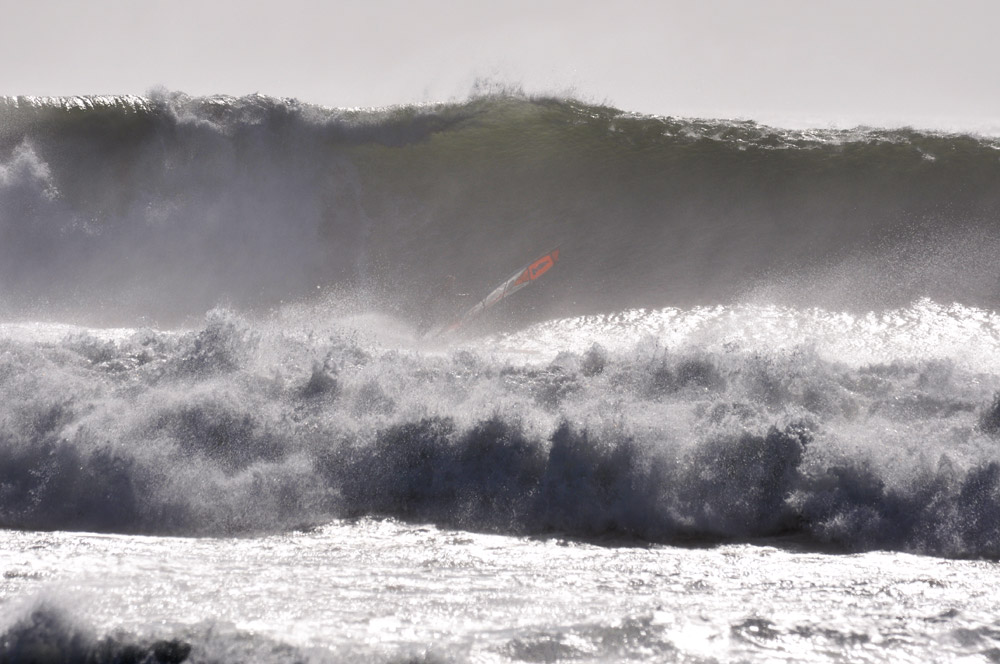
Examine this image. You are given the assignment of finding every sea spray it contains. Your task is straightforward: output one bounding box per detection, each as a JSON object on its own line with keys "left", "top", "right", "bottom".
{"left": 2, "top": 303, "right": 1000, "bottom": 558}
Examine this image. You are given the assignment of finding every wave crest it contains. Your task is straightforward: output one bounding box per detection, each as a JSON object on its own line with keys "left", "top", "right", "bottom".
{"left": 2, "top": 93, "right": 1000, "bottom": 324}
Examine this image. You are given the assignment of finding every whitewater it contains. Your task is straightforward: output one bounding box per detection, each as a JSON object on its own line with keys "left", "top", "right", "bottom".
{"left": 2, "top": 92, "right": 1000, "bottom": 662}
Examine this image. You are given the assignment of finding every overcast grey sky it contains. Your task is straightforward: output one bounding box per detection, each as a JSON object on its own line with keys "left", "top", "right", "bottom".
{"left": 3, "top": 0, "right": 997, "bottom": 130}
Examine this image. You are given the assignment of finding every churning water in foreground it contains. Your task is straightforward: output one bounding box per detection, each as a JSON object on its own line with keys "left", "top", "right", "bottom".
{"left": 4, "top": 519, "right": 1000, "bottom": 663}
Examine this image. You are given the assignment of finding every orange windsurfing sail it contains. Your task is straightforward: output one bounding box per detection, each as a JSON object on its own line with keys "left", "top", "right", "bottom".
{"left": 439, "top": 247, "right": 560, "bottom": 335}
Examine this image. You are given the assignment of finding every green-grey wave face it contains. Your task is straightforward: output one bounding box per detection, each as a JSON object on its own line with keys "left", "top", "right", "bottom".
{"left": 2, "top": 92, "right": 1000, "bottom": 326}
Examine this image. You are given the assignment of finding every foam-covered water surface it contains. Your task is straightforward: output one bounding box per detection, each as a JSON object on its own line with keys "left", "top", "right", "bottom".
{"left": 3, "top": 519, "right": 1000, "bottom": 663}
{"left": 496, "top": 299, "right": 1000, "bottom": 370}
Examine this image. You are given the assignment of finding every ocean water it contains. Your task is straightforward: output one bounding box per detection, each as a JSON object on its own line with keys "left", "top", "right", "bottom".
{"left": 2, "top": 93, "right": 1000, "bottom": 662}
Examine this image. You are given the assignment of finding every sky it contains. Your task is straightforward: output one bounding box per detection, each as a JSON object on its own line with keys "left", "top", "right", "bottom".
{"left": 2, "top": 0, "right": 998, "bottom": 131}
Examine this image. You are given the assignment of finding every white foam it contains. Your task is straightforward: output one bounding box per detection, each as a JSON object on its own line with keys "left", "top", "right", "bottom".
{"left": 492, "top": 299, "right": 1000, "bottom": 371}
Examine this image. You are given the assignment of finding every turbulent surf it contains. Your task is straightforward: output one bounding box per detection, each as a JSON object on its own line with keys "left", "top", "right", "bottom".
{"left": 3, "top": 92, "right": 1000, "bottom": 662}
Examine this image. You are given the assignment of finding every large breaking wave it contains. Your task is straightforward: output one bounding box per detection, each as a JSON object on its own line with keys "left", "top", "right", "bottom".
{"left": 3, "top": 301, "right": 1000, "bottom": 559}
{"left": 1, "top": 92, "right": 1000, "bottom": 325}
{"left": 4, "top": 92, "right": 1000, "bottom": 559}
